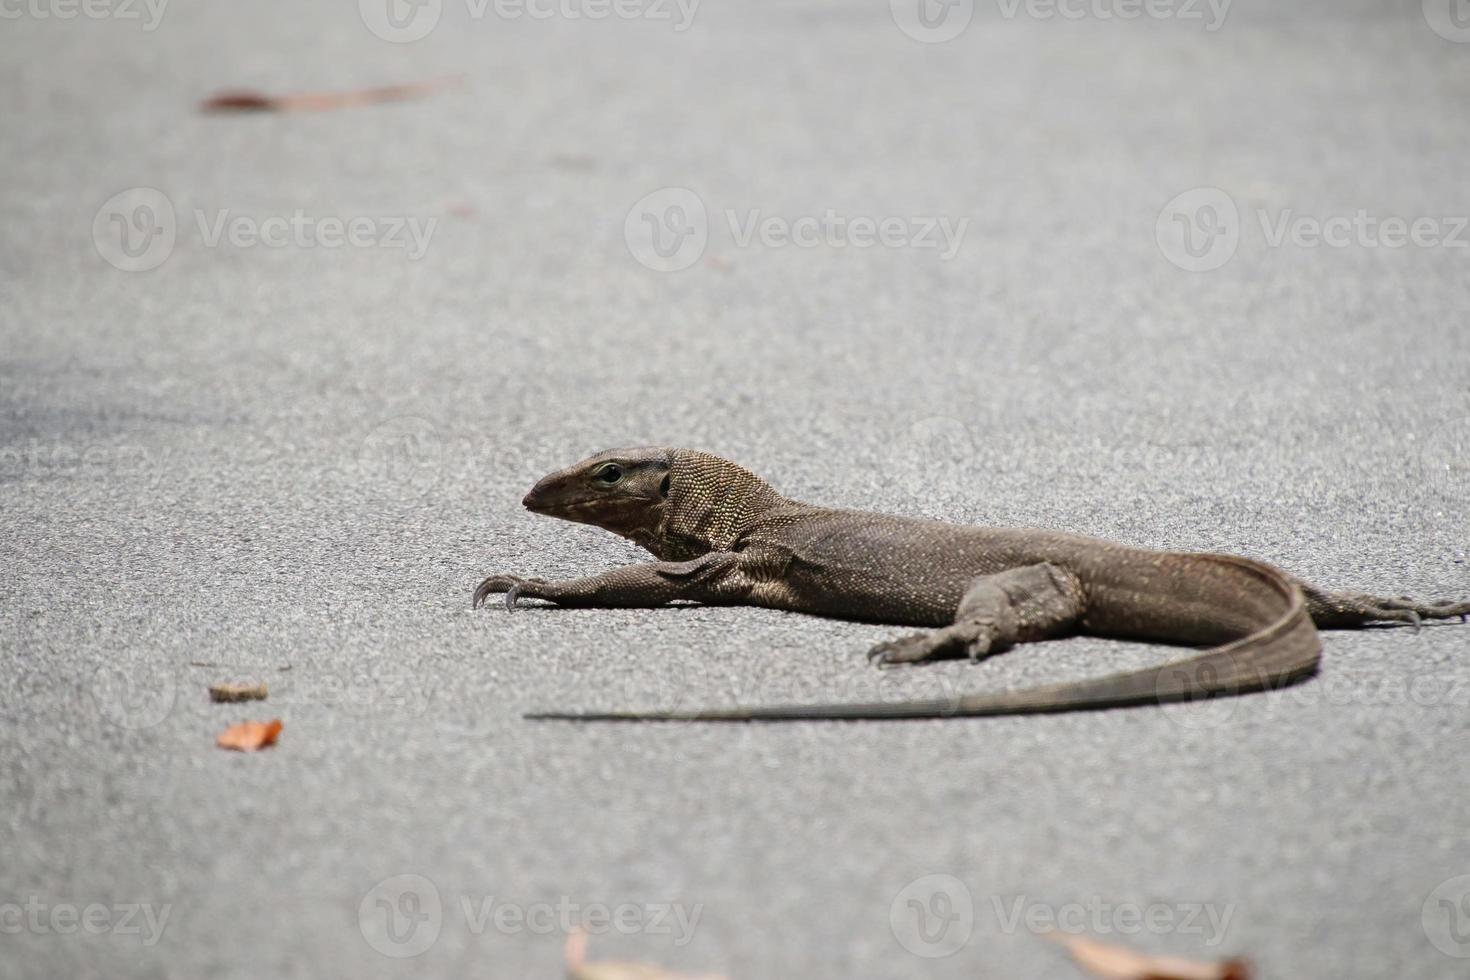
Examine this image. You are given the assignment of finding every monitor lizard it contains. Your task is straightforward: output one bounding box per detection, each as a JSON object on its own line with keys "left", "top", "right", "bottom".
{"left": 473, "top": 447, "right": 1468, "bottom": 721}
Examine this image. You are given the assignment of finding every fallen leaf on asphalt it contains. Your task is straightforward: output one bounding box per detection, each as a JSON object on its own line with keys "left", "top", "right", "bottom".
{"left": 209, "top": 682, "right": 268, "bottom": 703}
{"left": 565, "top": 928, "right": 725, "bottom": 980}
{"left": 1046, "top": 932, "right": 1251, "bottom": 980}
{"left": 215, "top": 719, "right": 282, "bottom": 752}
{"left": 200, "top": 77, "right": 458, "bottom": 113}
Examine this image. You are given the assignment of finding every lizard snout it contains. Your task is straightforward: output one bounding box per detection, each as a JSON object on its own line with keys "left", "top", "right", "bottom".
{"left": 522, "top": 473, "right": 566, "bottom": 513}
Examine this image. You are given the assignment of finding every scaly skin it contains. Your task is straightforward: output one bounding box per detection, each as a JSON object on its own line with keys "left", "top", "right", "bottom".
{"left": 474, "top": 448, "right": 1469, "bottom": 721}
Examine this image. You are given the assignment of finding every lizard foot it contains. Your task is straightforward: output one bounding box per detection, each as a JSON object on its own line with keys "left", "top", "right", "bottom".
{"left": 473, "top": 575, "right": 549, "bottom": 610}
{"left": 868, "top": 620, "right": 1005, "bottom": 668}
{"left": 1379, "top": 596, "right": 1470, "bottom": 622}
{"left": 1308, "top": 589, "right": 1470, "bottom": 629}
{"left": 868, "top": 633, "right": 953, "bottom": 668}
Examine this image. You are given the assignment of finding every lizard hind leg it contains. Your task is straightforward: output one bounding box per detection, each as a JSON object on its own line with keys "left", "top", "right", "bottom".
{"left": 867, "top": 563, "right": 1086, "bottom": 669}
{"left": 1302, "top": 585, "right": 1470, "bottom": 630}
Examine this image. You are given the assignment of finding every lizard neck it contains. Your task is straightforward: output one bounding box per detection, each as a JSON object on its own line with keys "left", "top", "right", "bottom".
{"left": 655, "top": 450, "right": 786, "bottom": 558}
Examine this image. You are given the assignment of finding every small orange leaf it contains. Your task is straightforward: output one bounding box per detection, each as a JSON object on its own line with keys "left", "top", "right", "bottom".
{"left": 1046, "top": 932, "right": 1251, "bottom": 980}
{"left": 216, "top": 719, "right": 282, "bottom": 752}
{"left": 564, "top": 928, "right": 725, "bottom": 980}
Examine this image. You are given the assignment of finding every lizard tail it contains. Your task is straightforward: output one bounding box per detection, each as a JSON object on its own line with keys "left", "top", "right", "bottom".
{"left": 525, "top": 556, "right": 1322, "bottom": 722}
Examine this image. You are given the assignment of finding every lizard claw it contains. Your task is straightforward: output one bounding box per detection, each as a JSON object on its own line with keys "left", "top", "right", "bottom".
{"left": 868, "top": 633, "right": 944, "bottom": 668}
{"left": 473, "top": 574, "right": 546, "bottom": 610}
{"left": 869, "top": 624, "right": 993, "bottom": 668}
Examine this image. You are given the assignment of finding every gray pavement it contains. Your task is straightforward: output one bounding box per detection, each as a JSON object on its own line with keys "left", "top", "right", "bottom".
{"left": 4, "top": 1, "right": 1470, "bottom": 977}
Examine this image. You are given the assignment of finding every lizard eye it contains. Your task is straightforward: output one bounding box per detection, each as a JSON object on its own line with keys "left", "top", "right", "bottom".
{"left": 593, "top": 463, "right": 623, "bottom": 484}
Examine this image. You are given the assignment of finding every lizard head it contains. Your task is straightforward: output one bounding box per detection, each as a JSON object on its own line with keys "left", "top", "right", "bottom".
{"left": 521, "top": 447, "right": 784, "bottom": 558}
{"left": 522, "top": 446, "right": 674, "bottom": 529}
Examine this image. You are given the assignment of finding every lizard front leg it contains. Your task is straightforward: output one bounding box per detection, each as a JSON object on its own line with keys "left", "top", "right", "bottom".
{"left": 473, "top": 551, "right": 746, "bottom": 610}
{"left": 868, "top": 562, "right": 1085, "bottom": 668}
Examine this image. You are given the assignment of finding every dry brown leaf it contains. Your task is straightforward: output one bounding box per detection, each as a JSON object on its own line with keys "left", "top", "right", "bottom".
{"left": 200, "top": 77, "right": 458, "bottom": 114}
{"left": 215, "top": 719, "right": 282, "bottom": 752}
{"left": 564, "top": 928, "right": 725, "bottom": 980}
{"left": 1046, "top": 932, "right": 1251, "bottom": 980}
{"left": 209, "top": 682, "right": 268, "bottom": 703}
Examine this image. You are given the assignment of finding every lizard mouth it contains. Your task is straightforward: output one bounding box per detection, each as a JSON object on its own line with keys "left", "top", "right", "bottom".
{"left": 522, "top": 493, "right": 607, "bottom": 516}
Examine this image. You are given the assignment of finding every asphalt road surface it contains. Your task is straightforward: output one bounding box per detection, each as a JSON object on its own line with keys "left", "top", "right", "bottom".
{"left": 4, "top": 1, "right": 1470, "bottom": 977}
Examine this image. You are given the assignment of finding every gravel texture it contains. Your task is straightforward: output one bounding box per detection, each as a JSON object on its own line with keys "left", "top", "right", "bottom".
{"left": 3, "top": 2, "right": 1470, "bottom": 977}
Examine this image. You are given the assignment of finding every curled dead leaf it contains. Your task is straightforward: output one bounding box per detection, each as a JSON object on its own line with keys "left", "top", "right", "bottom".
{"left": 209, "top": 682, "right": 268, "bottom": 703}
{"left": 564, "top": 928, "right": 725, "bottom": 980}
{"left": 1046, "top": 932, "right": 1250, "bottom": 980}
{"left": 215, "top": 719, "right": 282, "bottom": 752}
{"left": 200, "top": 77, "right": 459, "bottom": 114}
